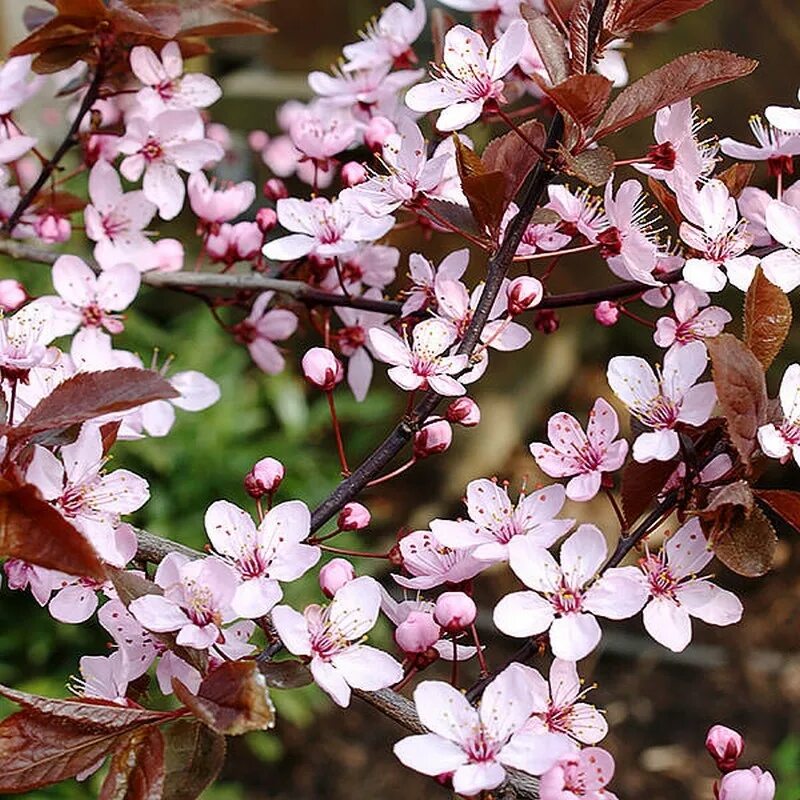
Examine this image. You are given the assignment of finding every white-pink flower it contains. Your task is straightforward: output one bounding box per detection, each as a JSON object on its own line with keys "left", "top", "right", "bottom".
{"left": 639, "top": 518, "right": 743, "bottom": 652}
{"left": 718, "top": 766, "right": 776, "bottom": 800}
{"left": 493, "top": 525, "right": 648, "bottom": 661}
{"left": 0, "top": 300, "right": 58, "bottom": 383}
{"left": 758, "top": 363, "right": 800, "bottom": 466}
{"left": 138, "top": 368, "right": 221, "bottom": 438}
{"left": 653, "top": 282, "right": 731, "bottom": 349}
{"left": 405, "top": 21, "right": 527, "bottom": 131}
{"left": 271, "top": 575, "right": 404, "bottom": 707}
{"left": 233, "top": 291, "right": 298, "bottom": 375}
{"left": 394, "top": 664, "right": 571, "bottom": 795}
{"left": 607, "top": 342, "right": 716, "bottom": 463}
{"left": 721, "top": 116, "right": 800, "bottom": 166}
{"left": 766, "top": 87, "right": 800, "bottom": 133}
{"left": 529, "top": 398, "right": 629, "bottom": 502}
{"left": 391, "top": 528, "right": 486, "bottom": 590}
{"left": 187, "top": 171, "right": 255, "bottom": 225}
{"left": 288, "top": 106, "right": 357, "bottom": 168}
{"left": 546, "top": 185, "right": 608, "bottom": 243}
{"left": 205, "top": 499, "right": 320, "bottom": 618}
{"left": 761, "top": 198, "right": 800, "bottom": 292}
{"left": 402, "top": 248, "right": 469, "bottom": 316}
{"left": 539, "top": 747, "right": 618, "bottom": 800}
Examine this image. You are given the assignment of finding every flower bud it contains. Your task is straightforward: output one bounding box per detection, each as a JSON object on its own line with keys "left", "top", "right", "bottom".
{"left": 506, "top": 276, "right": 543, "bottom": 316}
{"left": 263, "top": 178, "right": 288, "bottom": 201}
{"left": 717, "top": 767, "right": 775, "bottom": 800}
{"left": 706, "top": 725, "right": 744, "bottom": 773}
{"left": 35, "top": 212, "right": 71, "bottom": 244}
{"left": 446, "top": 397, "right": 481, "bottom": 427}
{"left": 533, "top": 308, "right": 559, "bottom": 335}
{"left": 413, "top": 419, "right": 452, "bottom": 459}
{"left": 301, "top": 347, "right": 343, "bottom": 391}
{"left": 0, "top": 279, "right": 27, "bottom": 312}
{"left": 594, "top": 301, "right": 620, "bottom": 327}
{"left": 244, "top": 457, "right": 284, "bottom": 498}
{"left": 434, "top": 592, "right": 477, "bottom": 633}
{"left": 256, "top": 207, "right": 278, "bottom": 234}
{"left": 338, "top": 502, "right": 370, "bottom": 531}
{"left": 319, "top": 558, "right": 355, "bottom": 598}
{"left": 341, "top": 162, "right": 368, "bottom": 187}
{"left": 394, "top": 611, "right": 441, "bottom": 654}
{"left": 365, "top": 115, "right": 396, "bottom": 153}
{"left": 248, "top": 129, "right": 270, "bottom": 152}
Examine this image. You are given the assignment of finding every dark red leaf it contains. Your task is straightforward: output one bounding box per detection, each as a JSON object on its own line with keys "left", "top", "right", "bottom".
{"left": 99, "top": 726, "right": 165, "bottom": 800}
{"left": 482, "top": 120, "right": 546, "bottom": 211}
{"left": 744, "top": 266, "right": 793, "bottom": 371}
{"left": 541, "top": 73, "right": 612, "bottom": 129}
{"left": 621, "top": 457, "right": 680, "bottom": 527}
{"left": 709, "top": 503, "right": 777, "bottom": 577}
{"left": 568, "top": 0, "right": 593, "bottom": 76}
{"left": 756, "top": 489, "right": 800, "bottom": 534}
{"left": 562, "top": 145, "right": 616, "bottom": 186}
{"left": 161, "top": 718, "right": 226, "bottom": 800}
{"left": 717, "top": 162, "right": 756, "bottom": 199}
{"left": 454, "top": 137, "right": 507, "bottom": 242}
{"left": 520, "top": 6, "right": 569, "bottom": 84}
{"left": 604, "top": 0, "right": 716, "bottom": 37}
{"left": 647, "top": 177, "right": 682, "bottom": 225}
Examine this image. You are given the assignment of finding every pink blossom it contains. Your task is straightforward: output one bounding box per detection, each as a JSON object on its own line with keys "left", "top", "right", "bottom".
{"left": 288, "top": 106, "right": 357, "bottom": 168}
{"left": 706, "top": 724, "right": 744, "bottom": 773}
{"left": 392, "top": 528, "right": 486, "bottom": 590}
{"left": 394, "top": 664, "right": 571, "bottom": 795}
{"left": 34, "top": 211, "right": 70, "bottom": 243}
{"left": 434, "top": 591, "right": 477, "bottom": 633}
{"left": 761, "top": 198, "right": 800, "bottom": 292}
{"left": 206, "top": 221, "right": 263, "bottom": 263}
{"left": 530, "top": 398, "right": 629, "bottom": 502}
{"left": 737, "top": 186, "right": 775, "bottom": 246}
{"left": 594, "top": 302, "right": 619, "bottom": 326}
{"left": 414, "top": 419, "right": 453, "bottom": 458}
{"left": 369, "top": 318, "right": 468, "bottom": 396}
{"left": 138, "top": 368, "right": 221, "bottom": 438}
{"left": 506, "top": 276, "right": 544, "bottom": 315}
{"left": 758, "top": 363, "right": 800, "bottom": 466}
{"left": 129, "top": 552, "right": 239, "bottom": 649}
{"left": 0, "top": 278, "right": 26, "bottom": 312}
{"left": 607, "top": 342, "right": 716, "bottom": 463}
{"left": 546, "top": 185, "right": 608, "bottom": 243}
{"left": 395, "top": 610, "right": 441, "bottom": 654}
{"left": 77, "top": 653, "right": 130, "bottom": 705}
{"left": 272, "top": 575, "right": 404, "bottom": 707}
{"left": 302, "top": 346, "right": 344, "bottom": 391}
{"left": 721, "top": 116, "right": 800, "bottom": 171}
{"left": 402, "top": 248, "right": 469, "bottom": 316}
{"left": 653, "top": 282, "right": 731, "bottom": 349}
{"left": 493, "top": 525, "right": 648, "bottom": 660}
{"left": 323, "top": 244, "right": 400, "bottom": 292}
{"left": 447, "top": 396, "right": 481, "bottom": 427}
{"left": 117, "top": 110, "right": 225, "bottom": 220}
{"left": 364, "top": 115, "right": 397, "bottom": 153}
{"left": 431, "top": 479, "right": 574, "bottom": 563}
{"left": 338, "top": 502, "right": 371, "bottom": 531}
{"left": 256, "top": 207, "right": 278, "bottom": 232}
{"left": 233, "top": 291, "right": 298, "bottom": 374}
{"left": 187, "top": 171, "right": 255, "bottom": 224}
{"left": 718, "top": 767, "right": 776, "bottom": 800}
{"left": 244, "top": 457, "right": 284, "bottom": 498}
{"left": 0, "top": 55, "right": 42, "bottom": 116}
{"left": 405, "top": 21, "right": 527, "bottom": 131}
{"left": 149, "top": 238, "right": 185, "bottom": 272}
{"left": 539, "top": 747, "right": 618, "bottom": 800}
{"left": 341, "top": 162, "right": 367, "bottom": 186}
{"left": 205, "top": 499, "right": 320, "bottom": 618}
{"left": 319, "top": 558, "right": 356, "bottom": 597}
{"left": 766, "top": 87, "right": 800, "bottom": 133}
{"left": 99, "top": 598, "right": 160, "bottom": 680}
{"left": 515, "top": 221, "right": 572, "bottom": 257}
{"left": 639, "top": 518, "right": 742, "bottom": 652}
{"left": 0, "top": 300, "right": 58, "bottom": 383}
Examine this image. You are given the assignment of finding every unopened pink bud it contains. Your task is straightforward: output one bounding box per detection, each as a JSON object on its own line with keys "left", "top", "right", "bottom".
{"left": 35, "top": 212, "right": 71, "bottom": 244}
{"left": 717, "top": 767, "right": 775, "bottom": 800}
{"left": 248, "top": 130, "right": 270, "bottom": 151}
{"left": 302, "top": 347, "right": 344, "bottom": 391}
{"left": 341, "top": 161, "right": 368, "bottom": 187}
{"left": 0, "top": 279, "right": 27, "bottom": 312}
{"left": 534, "top": 308, "right": 559, "bottom": 334}
{"left": 446, "top": 397, "right": 480, "bottom": 427}
{"left": 319, "top": 558, "right": 355, "bottom": 598}
{"left": 506, "top": 276, "right": 543, "bottom": 316}
{"left": 413, "top": 420, "right": 452, "bottom": 459}
{"left": 256, "top": 207, "right": 278, "bottom": 233}
{"left": 706, "top": 725, "right": 744, "bottom": 773}
{"left": 263, "top": 178, "right": 288, "bottom": 201}
{"left": 594, "top": 301, "right": 620, "bottom": 327}
{"left": 365, "top": 116, "right": 396, "bottom": 153}
{"left": 338, "top": 502, "right": 370, "bottom": 531}
{"left": 244, "top": 457, "right": 284, "bottom": 498}
{"left": 434, "top": 592, "right": 477, "bottom": 633}
{"left": 394, "top": 611, "right": 441, "bottom": 654}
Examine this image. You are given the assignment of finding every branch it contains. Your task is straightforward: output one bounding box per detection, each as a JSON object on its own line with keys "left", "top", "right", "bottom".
{"left": 134, "top": 527, "right": 204, "bottom": 562}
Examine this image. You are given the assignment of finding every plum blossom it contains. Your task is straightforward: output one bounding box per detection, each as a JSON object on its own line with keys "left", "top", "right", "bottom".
{"left": 718, "top": 767, "right": 776, "bottom": 800}
{"left": 639, "top": 518, "right": 743, "bottom": 652}
{"left": 653, "top": 282, "right": 731, "bottom": 349}
{"left": 402, "top": 249, "right": 469, "bottom": 316}
{"left": 0, "top": 55, "right": 42, "bottom": 116}
{"left": 757, "top": 363, "right": 800, "bottom": 466}
{"left": 539, "top": 747, "right": 619, "bottom": 800}
{"left": 391, "top": 528, "right": 486, "bottom": 590}
{"left": 607, "top": 342, "right": 717, "bottom": 463}
{"left": 187, "top": 171, "right": 255, "bottom": 225}
{"left": 263, "top": 196, "right": 394, "bottom": 261}
{"left": 546, "top": 185, "right": 608, "bottom": 243}
{"left": 138, "top": 369, "right": 221, "bottom": 438}
{"left": 706, "top": 724, "right": 745, "bottom": 773}
{"left": 129, "top": 551, "right": 239, "bottom": 649}
{"left": 233, "top": 291, "right": 298, "bottom": 374}
{"left": 529, "top": 398, "right": 629, "bottom": 502}
{"left": 405, "top": 21, "right": 528, "bottom": 131}
{"left": 0, "top": 300, "right": 58, "bottom": 384}
{"left": 272, "top": 576, "right": 404, "bottom": 707}
{"left": 493, "top": 525, "right": 648, "bottom": 661}
{"left": 324, "top": 244, "right": 399, "bottom": 292}
{"left": 205, "top": 499, "right": 320, "bottom": 618}
{"left": 288, "top": 106, "right": 357, "bottom": 170}
{"left": 369, "top": 318, "right": 468, "bottom": 396}
{"left": 77, "top": 653, "right": 131, "bottom": 705}
{"left": 393, "top": 664, "right": 571, "bottom": 795}
{"left": 766, "top": 87, "right": 800, "bottom": 133}
{"left": 721, "top": 115, "right": 800, "bottom": 174}
{"left": 206, "top": 221, "right": 262, "bottom": 263}
{"left": 760, "top": 198, "right": 800, "bottom": 292}
{"left": 431, "top": 480, "right": 574, "bottom": 563}
{"left": 117, "top": 110, "right": 225, "bottom": 220}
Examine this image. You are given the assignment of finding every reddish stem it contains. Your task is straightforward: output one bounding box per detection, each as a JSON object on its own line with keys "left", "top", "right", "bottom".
{"left": 327, "top": 390, "right": 350, "bottom": 476}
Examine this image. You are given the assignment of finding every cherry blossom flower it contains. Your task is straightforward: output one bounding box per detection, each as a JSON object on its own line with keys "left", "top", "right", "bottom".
{"left": 493, "top": 525, "right": 648, "bottom": 661}
{"left": 206, "top": 221, "right": 262, "bottom": 263}
{"left": 271, "top": 576, "right": 404, "bottom": 707}
{"left": 515, "top": 221, "right": 572, "bottom": 258}
{"left": 138, "top": 369, "right": 221, "bottom": 438}
{"left": 766, "top": 87, "right": 800, "bottom": 133}
{"left": 48, "top": 573, "right": 111, "bottom": 624}
{"left": 369, "top": 318, "right": 469, "bottom": 396}
{"left": 43, "top": 256, "right": 140, "bottom": 337}
{"left": 342, "top": 0, "right": 426, "bottom": 72}
{"left": 129, "top": 551, "right": 239, "bottom": 649}
{"left": 77, "top": 653, "right": 130, "bottom": 705}
{"left": 718, "top": 766, "right": 776, "bottom": 800}
{"left": 720, "top": 115, "right": 800, "bottom": 175}
{"left": 4, "top": 559, "right": 66, "bottom": 607}
{"left": 0, "top": 300, "right": 58, "bottom": 384}
{"left": 402, "top": 249, "right": 469, "bottom": 316}
{"left": 546, "top": 185, "right": 609, "bottom": 243}
{"left": 706, "top": 724, "right": 744, "bottom": 772}
{"left": 130, "top": 41, "right": 221, "bottom": 114}
{"left": 737, "top": 186, "right": 775, "bottom": 246}
{"left": 263, "top": 196, "right": 394, "bottom": 261}
{"left": 677, "top": 179, "right": 759, "bottom": 292}
{"left": 431, "top": 480, "right": 574, "bottom": 563}
{"left": 539, "top": 747, "right": 619, "bottom": 800}
{"left": 653, "top": 282, "right": 731, "bottom": 349}
{"left": 639, "top": 518, "right": 743, "bottom": 652}
{"left": 758, "top": 363, "right": 800, "bottom": 466}
{"left": 391, "top": 528, "right": 486, "bottom": 590}
{"left": 0, "top": 55, "right": 42, "bottom": 116}
{"left": 117, "top": 110, "right": 225, "bottom": 220}
{"left": 607, "top": 342, "right": 717, "bottom": 463}
{"left": 205, "top": 499, "right": 320, "bottom": 618}
{"left": 761, "top": 198, "right": 800, "bottom": 292}
{"left": 405, "top": 21, "right": 528, "bottom": 131}
{"left": 233, "top": 291, "right": 298, "bottom": 375}
{"left": 394, "top": 664, "right": 571, "bottom": 795}
{"left": 187, "top": 171, "right": 255, "bottom": 225}
{"left": 529, "top": 398, "right": 629, "bottom": 502}
{"left": 288, "top": 106, "right": 357, "bottom": 170}
{"left": 322, "top": 244, "right": 399, "bottom": 292}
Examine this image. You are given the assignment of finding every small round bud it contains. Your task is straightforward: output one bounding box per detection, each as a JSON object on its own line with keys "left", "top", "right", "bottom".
{"left": 263, "top": 178, "right": 288, "bottom": 201}
{"left": 338, "top": 502, "right": 370, "bottom": 531}
{"left": 244, "top": 457, "right": 284, "bottom": 498}
{"left": 506, "top": 276, "right": 543, "bottom": 316}
{"left": 706, "top": 725, "right": 745, "bottom": 774}
{"left": 35, "top": 212, "right": 71, "bottom": 244}
{"left": 533, "top": 309, "right": 559, "bottom": 335}
{"left": 394, "top": 611, "right": 441, "bottom": 654}
{"left": 717, "top": 767, "right": 775, "bottom": 800}
{"left": 248, "top": 129, "right": 270, "bottom": 152}
{"left": 319, "top": 558, "right": 355, "bottom": 598}
{"left": 413, "top": 419, "right": 452, "bottom": 460}
{"left": 364, "top": 115, "right": 396, "bottom": 153}
{"left": 341, "top": 161, "right": 368, "bottom": 187}
{"left": 446, "top": 397, "right": 481, "bottom": 427}
{"left": 301, "top": 347, "right": 344, "bottom": 391}
{"left": 434, "top": 592, "right": 477, "bottom": 633}
{"left": 0, "top": 279, "right": 27, "bottom": 312}
{"left": 594, "top": 301, "right": 620, "bottom": 327}
{"left": 256, "top": 207, "right": 278, "bottom": 233}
